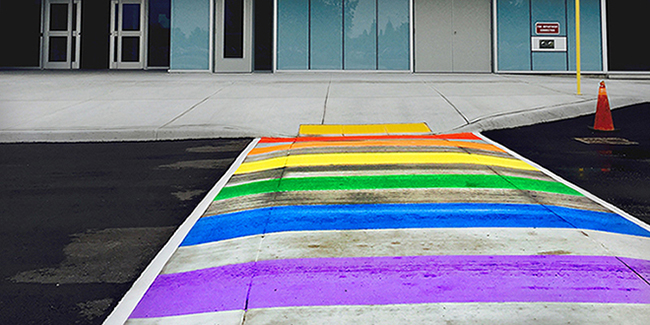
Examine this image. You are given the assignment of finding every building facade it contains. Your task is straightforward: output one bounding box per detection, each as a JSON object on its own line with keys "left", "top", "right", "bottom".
{"left": 1, "top": 0, "right": 647, "bottom": 73}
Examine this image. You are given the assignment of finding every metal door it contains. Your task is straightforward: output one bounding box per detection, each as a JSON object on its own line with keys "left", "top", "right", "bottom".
{"left": 110, "top": 0, "right": 146, "bottom": 69}
{"left": 452, "top": 0, "right": 491, "bottom": 72}
{"left": 414, "top": 0, "right": 453, "bottom": 72}
{"left": 43, "top": 0, "right": 81, "bottom": 69}
{"left": 414, "top": 0, "right": 491, "bottom": 72}
{"left": 215, "top": 0, "right": 253, "bottom": 72}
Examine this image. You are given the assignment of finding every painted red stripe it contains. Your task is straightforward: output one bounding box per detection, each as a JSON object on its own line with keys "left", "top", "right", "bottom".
{"left": 258, "top": 133, "right": 480, "bottom": 143}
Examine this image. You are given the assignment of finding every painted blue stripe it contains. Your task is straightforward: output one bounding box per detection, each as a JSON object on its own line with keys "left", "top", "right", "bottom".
{"left": 181, "top": 203, "right": 650, "bottom": 246}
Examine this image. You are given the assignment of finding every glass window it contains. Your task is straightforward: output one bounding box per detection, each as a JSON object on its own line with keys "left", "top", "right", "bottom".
{"left": 170, "top": 0, "right": 210, "bottom": 70}
{"left": 72, "top": 4, "right": 77, "bottom": 31}
{"left": 276, "top": 0, "right": 409, "bottom": 70}
{"left": 50, "top": 4, "right": 69, "bottom": 31}
{"left": 122, "top": 4, "right": 141, "bottom": 31}
{"left": 377, "top": 0, "right": 409, "bottom": 70}
{"left": 344, "top": 0, "right": 376, "bottom": 70}
{"left": 121, "top": 36, "right": 140, "bottom": 62}
{"left": 49, "top": 36, "right": 68, "bottom": 62}
{"left": 148, "top": 0, "right": 171, "bottom": 67}
{"left": 254, "top": 0, "right": 273, "bottom": 70}
{"left": 224, "top": 0, "right": 244, "bottom": 58}
{"left": 277, "top": 0, "right": 309, "bottom": 69}
{"left": 311, "top": 0, "right": 342, "bottom": 69}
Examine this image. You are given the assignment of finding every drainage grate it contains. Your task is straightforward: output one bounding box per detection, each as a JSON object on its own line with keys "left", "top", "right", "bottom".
{"left": 574, "top": 137, "right": 639, "bottom": 145}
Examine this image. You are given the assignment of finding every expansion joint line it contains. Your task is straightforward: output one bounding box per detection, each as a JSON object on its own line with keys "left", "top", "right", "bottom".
{"left": 424, "top": 82, "right": 470, "bottom": 125}
{"left": 321, "top": 80, "right": 332, "bottom": 124}
{"left": 485, "top": 162, "right": 581, "bottom": 230}
{"left": 158, "top": 83, "right": 232, "bottom": 130}
{"left": 616, "top": 257, "right": 650, "bottom": 287}
{"left": 242, "top": 138, "right": 296, "bottom": 322}
{"left": 480, "top": 144, "right": 620, "bottom": 258}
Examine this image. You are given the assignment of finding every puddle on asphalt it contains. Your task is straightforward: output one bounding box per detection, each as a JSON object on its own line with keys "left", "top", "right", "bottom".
{"left": 77, "top": 298, "right": 114, "bottom": 321}
{"left": 158, "top": 158, "right": 233, "bottom": 169}
{"left": 172, "top": 189, "right": 206, "bottom": 201}
{"left": 186, "top": 141, "right": 251, "bottom": 153}
{"left": 574, "top": 137, "right": 639, "bottom": 145}
{"left": 10, "top": 227, "right": 175, "bottom": 284}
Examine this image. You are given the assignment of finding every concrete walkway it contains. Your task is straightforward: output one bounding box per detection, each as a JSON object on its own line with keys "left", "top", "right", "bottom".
{"left": 1, "top": 71, "right": 649, "bottom": 142}
{"left": 109, "top": 126, "right": 650, "bottom": 324}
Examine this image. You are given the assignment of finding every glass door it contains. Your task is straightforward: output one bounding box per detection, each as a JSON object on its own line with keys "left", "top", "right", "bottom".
{"left": 110, "top": 0, "right": 146, "bottom": 69}
{"left": 43, "top": 0, "right": 81, "bottom": 69}
{"left": 215, "top": 0, "right": 253, "bottom": 72}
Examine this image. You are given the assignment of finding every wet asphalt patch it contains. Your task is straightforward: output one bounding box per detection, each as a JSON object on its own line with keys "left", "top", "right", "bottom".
{"left": 0, "top": 138, "right": 251, "bottom": 325}
{"left": 484, "top": 102, "right": 650, "bottom": 223}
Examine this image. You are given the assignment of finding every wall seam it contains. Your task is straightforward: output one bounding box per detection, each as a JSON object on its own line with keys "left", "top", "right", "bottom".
{"left": 342, "top": 0, "right": 345, "bottom": 69}
{"left": 308, "top": 0, "right": 311, "bottom": 69}
{"left": 529, "top": 0, "right": 533, "bottom": 71}
{"left": 565, "top": 0, "right": 569, "bottom": 70}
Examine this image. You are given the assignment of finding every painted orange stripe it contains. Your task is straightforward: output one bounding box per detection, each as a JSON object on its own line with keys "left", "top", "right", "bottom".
{"left": 258, "top": 133, "right": 481, "bottom": 143}
{"left": 249, "top": 139, "right": 505, "bottom": 156}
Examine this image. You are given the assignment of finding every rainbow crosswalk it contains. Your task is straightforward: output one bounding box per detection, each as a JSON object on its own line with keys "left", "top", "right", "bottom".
{"left": 124, "top": 129, "right": 650, "bottom": 324}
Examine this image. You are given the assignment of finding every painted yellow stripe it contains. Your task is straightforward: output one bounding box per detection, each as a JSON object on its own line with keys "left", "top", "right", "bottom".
{"left": 234, "top": 152, "right": 537, "bottom": 174}
{"left": 299, "top": 125, "right": 343, "bottom": 135}
{"left": 299, "top": 123, "right": 431, "bottom": 136}
{"left": 384, "top": 123, "right": 432, "bottom": 134}
{"left": 248, "top": 139, "right": 506, "bottom": 156}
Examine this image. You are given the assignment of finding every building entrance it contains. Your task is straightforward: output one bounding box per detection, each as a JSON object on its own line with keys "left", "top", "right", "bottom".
{"left": 37, "top": 0, "right": 169, "bottom": 70}
{"left": 110, "top": 0, "right": 146, "bottom": 69}
{"left": 43, "top": 0, "right": 82, "bottom": 69}
{"left": 215, "top": 0, "right": 253, "bottom": 72}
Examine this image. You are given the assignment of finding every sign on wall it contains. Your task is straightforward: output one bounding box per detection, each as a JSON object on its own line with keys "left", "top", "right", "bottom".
{"left": 535, "top": 22, "right": 560, "bottom": 35}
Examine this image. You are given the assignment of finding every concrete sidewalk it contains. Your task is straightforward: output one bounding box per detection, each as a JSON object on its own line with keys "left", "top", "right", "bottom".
{"left": 1, "top": 71, "right": 649, "bottom": 142}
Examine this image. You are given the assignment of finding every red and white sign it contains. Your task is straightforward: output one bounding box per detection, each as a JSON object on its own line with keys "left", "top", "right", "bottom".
{"left": 536, "top": 22, "right": 560, "bottom": 34}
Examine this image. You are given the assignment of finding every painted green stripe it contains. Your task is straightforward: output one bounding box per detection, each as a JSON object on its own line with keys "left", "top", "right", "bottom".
{"left": 206, "top": 189, "right": 609, "bottom": 216}
{"left": 215, "top": 174, "right": 581, "bottom": 201}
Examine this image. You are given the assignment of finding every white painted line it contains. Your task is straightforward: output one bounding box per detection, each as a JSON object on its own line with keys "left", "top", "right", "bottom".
{"left": 476, "top": 132, "right": 650, "bottom": 233}
{"left": 102, "top": 138, "right": 262, "bottom": 325}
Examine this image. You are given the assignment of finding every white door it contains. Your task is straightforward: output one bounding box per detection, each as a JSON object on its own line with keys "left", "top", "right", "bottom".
{"left": 110, "top": 0, "right": 146, "bottom": 69}
{"left": 43, "top": 0, "right": 81, "bottom": 69}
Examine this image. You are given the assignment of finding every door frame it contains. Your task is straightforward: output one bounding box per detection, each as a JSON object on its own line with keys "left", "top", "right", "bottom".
{"left": 42, "top": 0, "right": 82, "bottom": 69}
{"left": 110, "top": 0, "right": 148, "bottom": 69}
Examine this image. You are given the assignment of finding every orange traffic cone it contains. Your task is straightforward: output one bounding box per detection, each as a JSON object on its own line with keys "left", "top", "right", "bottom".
{"left": 591, "top": 81, "right": 616, "bottom": 131}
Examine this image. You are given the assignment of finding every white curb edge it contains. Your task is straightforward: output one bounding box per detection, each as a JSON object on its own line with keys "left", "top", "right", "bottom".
{"left": 476, "top": 132, "right": 650, "bottom": 233}
{"left": 102, "top": 138, "right": 261, "bottom": 325}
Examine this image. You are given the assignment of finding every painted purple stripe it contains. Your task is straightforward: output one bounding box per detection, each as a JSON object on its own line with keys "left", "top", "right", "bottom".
{"left": 129, "top": 255, "right": 650, "bottom": 318}
{"left": 129, "top": 263, "right": 253, "bottom": 319}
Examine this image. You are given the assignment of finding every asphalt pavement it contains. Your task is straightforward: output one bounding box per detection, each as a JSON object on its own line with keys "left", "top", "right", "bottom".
{"left": 484, "top": 102, "right": 650, "bottom": 224}
{"left": 0, "top": 139, "right": 251, "bottom": 325}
